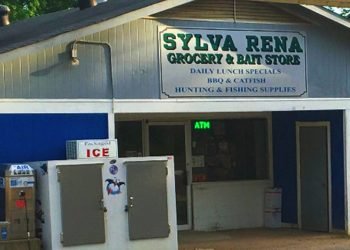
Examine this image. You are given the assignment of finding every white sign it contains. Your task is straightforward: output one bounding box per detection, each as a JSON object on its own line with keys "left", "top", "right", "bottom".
{"left": 159, "top": 27, "right": 307, "bottom": 97}
{"left": 76, "top": 139, "right": 118, "bottom": 159}
{"left": 9, "top": 164, "right": 34, "bottom": 175}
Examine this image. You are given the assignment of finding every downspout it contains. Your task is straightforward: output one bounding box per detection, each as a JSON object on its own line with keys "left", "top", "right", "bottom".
{"left": 70, "top": 40, "right": 115, "bottom": 134}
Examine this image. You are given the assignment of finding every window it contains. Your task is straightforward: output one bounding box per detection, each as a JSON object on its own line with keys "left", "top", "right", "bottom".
{"left": 191, "top": 119, "right": 268, "bottom": 182}
{"left": 116, "top": 121, "right": 143, "bottom": 157}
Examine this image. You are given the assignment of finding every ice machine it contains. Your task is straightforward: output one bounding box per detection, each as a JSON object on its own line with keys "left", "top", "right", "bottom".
{"left": 30, "top": 156, "right": 178, "bottom": 250}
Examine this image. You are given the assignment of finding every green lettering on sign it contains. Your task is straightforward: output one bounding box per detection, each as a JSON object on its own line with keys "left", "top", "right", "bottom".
{"left": 194, "top": 121, "right": 211, "bottom": 130}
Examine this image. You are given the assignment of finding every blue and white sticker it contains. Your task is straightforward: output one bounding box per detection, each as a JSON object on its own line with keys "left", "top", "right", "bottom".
{"left": 10, "top": 178, "right": 17, "bottom": 187}
{"left": 9, "top": 177, "right": 35, "bottom": 188}
{"left": 109, "top": 165, "right": 118, "bottom": 175}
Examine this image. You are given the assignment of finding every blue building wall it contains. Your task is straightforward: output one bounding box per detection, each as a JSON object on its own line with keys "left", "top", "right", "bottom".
{"left": 0, "top": 113, "right": 108, "bottom": 221}
{"left": 272, "top": 110, "right": 344, "bottom": 229}
{"left": 0, "top": 114, "right": 108, "bottom": 163}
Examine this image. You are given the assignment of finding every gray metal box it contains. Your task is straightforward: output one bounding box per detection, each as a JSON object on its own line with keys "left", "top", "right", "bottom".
{"left": 4, "top": 164, "right": 36, "bottom": 240}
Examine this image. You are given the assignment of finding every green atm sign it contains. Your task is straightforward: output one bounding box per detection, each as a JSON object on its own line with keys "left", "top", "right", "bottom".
{"left": 194, "top": 121, "right": 211, "bottom": 130}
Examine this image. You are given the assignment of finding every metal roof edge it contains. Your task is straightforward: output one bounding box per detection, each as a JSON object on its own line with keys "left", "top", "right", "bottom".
{"left": 0, "top": 0, "right": 195, "bottom": 63}
{"left": 1, "top": 0, "right": 349, "bottom": 63}
{"left": 300, "top": 5, "right": 350, "bottom": 28}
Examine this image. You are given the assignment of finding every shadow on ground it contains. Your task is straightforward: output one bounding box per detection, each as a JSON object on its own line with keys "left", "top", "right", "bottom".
{"left": 178, "top": 228, "right": 350, "bottom": 250}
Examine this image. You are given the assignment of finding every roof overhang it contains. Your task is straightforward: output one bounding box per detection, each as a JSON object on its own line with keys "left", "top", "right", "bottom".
{"left": 301, "top": 4, "right": 350, "bottom": 28}
{"left": 253, "top": 0, "right": 350, "bottom": 7}
{"left": 0, "top": 0, "right": 349, "bottom": 63}
{"left": 0, "top": 0, "right": 195, "bottom": 63}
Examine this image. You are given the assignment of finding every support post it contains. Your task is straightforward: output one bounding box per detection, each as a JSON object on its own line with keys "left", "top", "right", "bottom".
{"left": 108, "top": 112, "right": 115, "bottom": 139}
{"left": 344, "top": 110, "right": 350, "bottom": 235}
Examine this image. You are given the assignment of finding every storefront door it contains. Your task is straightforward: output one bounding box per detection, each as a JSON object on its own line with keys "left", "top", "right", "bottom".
{"left": 296, "top": 122, "right": 331, "bottom": 232}
{"left": 146, "top": 122, "right": 192, "bottom": 230}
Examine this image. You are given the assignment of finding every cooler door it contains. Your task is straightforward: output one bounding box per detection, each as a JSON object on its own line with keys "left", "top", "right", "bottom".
{"left": 126, "top": 161, "right": 169, "bottom": 240}
{"left": 57, "top": 163, "right": 105, "bottom": 246}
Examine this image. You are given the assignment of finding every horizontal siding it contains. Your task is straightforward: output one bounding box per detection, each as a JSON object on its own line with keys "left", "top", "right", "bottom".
{"left": 0, "top": 42, "right": 112, "bottom": 98}
{"left": 153, "top": 0, "right": 307, "bottom": 23}
{"left": 0, "top": 2, "right": 350, "bottom": 99}
{"left": 113, "top": 20, "right": 160, "bottom": 99}
{"left": 113, "top": 18, "right": 350, "bottom": 99}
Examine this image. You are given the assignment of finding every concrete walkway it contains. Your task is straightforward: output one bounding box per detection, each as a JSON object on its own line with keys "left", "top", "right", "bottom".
{"left": 178, "top": 228, "right": 350, "bottom": 250}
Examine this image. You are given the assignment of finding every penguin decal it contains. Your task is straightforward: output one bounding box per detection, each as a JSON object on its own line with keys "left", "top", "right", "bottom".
{"left": 105, "top": 178, "right": 125, "bottom": 195}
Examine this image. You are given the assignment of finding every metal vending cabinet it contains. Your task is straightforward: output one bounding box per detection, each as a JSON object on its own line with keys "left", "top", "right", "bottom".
{"left": 30, "top": 156, "right": 178, "bottom": 250}
{"left": 4, "top": 164, "right": 36, "bottom": 240}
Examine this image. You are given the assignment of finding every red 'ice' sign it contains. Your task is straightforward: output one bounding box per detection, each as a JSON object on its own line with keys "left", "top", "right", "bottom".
{"left": 86, "top": 148, "right": 110, "bottom": 157}
{"left": 77, "top": 140, "right": 117, "bottom": 159}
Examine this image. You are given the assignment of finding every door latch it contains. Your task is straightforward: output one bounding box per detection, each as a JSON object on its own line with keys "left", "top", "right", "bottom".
{"left": 129, "top": 196, "right": 134, "bottom": 208}
{"left": 100, "top": 199, "right": 107, "bottom": 212}
{"left": 125, "top": 196, "right": 134, "bottom": 212}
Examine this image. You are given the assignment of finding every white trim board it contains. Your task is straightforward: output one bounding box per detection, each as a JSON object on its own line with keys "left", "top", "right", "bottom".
{"left": 108, "top": 113, "right": 115, "bottom": 139}
{"left": 344, "top": 110, "right": 350, "bottom": 235}
{"left": 114, "top": 98, "right": 350, "bottom": 114}
{"left": 0, "top": 98, "right": 350, "bottom": 114}
{"left": 0, "top": 99, "right": 112, "bottom": 113}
